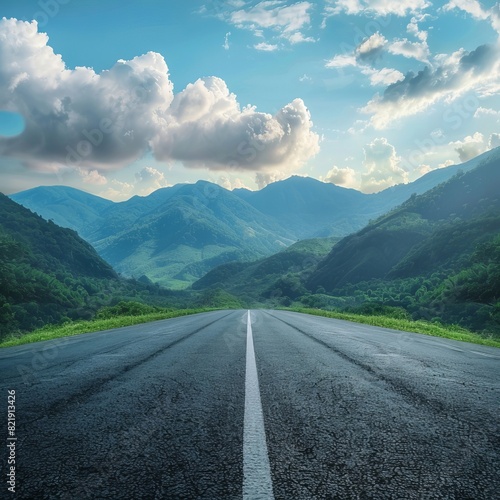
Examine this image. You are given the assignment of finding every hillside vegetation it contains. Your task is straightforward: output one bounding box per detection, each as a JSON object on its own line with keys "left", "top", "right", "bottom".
{"left": 194, "top": 150, "right": 500, "bottom": 335}
{"left": 0, "top": 194, "right": 181, "bottom": 339}
{"left": 11, "top": 150, "right": 489, "bottom": 288}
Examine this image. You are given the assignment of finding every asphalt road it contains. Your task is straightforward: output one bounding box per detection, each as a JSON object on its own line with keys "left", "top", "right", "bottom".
{"left": 1, "top": 310, "right": 499, "bottom": 499}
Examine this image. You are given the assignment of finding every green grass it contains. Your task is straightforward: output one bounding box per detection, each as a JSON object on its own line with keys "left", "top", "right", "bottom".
{"left": 287, "top": 307, "right": 500, "bottom": 348}
{"left": 0, "top": 308, "right": 218, "bottom": 348}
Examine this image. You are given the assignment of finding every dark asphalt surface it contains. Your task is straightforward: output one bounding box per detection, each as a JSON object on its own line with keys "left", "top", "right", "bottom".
{"left": 1, "top": 309, "right": 499, "bottom": 499}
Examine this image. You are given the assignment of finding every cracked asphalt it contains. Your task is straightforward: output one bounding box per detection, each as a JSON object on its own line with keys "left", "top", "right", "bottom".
{"left": 1, "top": 309, "right": 499, "bottom": 499}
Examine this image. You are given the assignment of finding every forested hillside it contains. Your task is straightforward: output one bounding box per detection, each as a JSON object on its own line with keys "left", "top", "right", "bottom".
{"left": 0, "top": 194, "right": 172, "bottom": 338}
{"left": 194, "top": 151, "right": 500, "bottom": 334}
{"left": 11, "top": 149, "right": 492, "bottom": 288}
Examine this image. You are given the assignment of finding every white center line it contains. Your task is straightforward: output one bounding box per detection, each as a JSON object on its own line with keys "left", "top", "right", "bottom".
{"left": 243, "top": 310, "right": 274, "bottom": 500}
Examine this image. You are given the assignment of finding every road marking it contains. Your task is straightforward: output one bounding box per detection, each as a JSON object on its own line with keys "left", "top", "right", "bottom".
{"left": 470, "top": 350, "right": 500, "bottom": 359}
{"left": 243, "top": 310, "right": 274, "bottom": 499}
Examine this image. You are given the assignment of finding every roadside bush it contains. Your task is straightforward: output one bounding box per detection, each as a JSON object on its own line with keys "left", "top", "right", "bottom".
{"left": 96, "top": 301, "right": 159, "bottom": 319}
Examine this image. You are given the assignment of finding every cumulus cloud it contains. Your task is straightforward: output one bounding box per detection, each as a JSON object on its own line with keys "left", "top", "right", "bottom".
{"left": 325, "top": 54, "right": 358, "bottom": 68}
{"left": 362, "top": 43, "right": 500, "bottom": 128}
{"left": 356, "top": 32, "right": 387, "bottom": 63}
{"left": 0, "top": 18, "right": 319, "bottom": 179}
{"left": 99, "top": 167, "right": 169, "bottom": 201}
{"left": 134, "top": 167, "right": 169, "bottom": 194}
{"left": 489, "top": 133, "right": 500, "bottom": 149}
{"left": 452, "top": 132, "right": 486, "bottom": 161}
{"left": 152, "top": 77, "right": 319, "bottom": 172}
{"left": 323, "top": 165, "right": 358, "bottom": 188}
{"left": 443, "top": 0, "right": 489, "bottom": 21}
{"left": 388, "top": 39, "right": 429, "bottom": 62}
{"left": 361, "top": 138, "right": 409, "bottom": 193}
{"left": 443, "top": 1, "right": 500, "bottom": 36}
{"left": 474, "top": 107, "right": 500, "bottom": 118}
{"left": 361, "top": 67, "right": 405, "bottom": 86}
{"left": 79, "top": 169, "right": 108, "bottom": 186}
{"left": 0, "top": 18, "right": 173, "bottom": 172}
{"left": 450, "top": 131, "right": 500, "bottom": 162}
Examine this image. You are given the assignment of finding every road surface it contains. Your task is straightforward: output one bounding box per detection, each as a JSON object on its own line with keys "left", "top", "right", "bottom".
{"left": 1, "top": 310, "right": 499, "bottom": 499}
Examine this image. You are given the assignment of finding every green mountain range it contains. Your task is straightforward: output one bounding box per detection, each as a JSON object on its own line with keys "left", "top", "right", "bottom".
{"left": 10, "top": 150, "right": 491, "bottom": 288}
{"left": 193, "top": 149, "right": 500, "bottom": 333}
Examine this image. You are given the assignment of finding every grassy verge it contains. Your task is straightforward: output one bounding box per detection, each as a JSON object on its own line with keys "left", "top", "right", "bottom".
{"left": 287, "top": 307, "right": 500, "bottom": 348}
{"left": 0, "top": 308, "right": 217, "bottom": 348}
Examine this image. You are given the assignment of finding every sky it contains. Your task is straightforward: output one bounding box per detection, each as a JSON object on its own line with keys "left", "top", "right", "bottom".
{"left": 0, "top": 0, "right": 499, "bottom": 200}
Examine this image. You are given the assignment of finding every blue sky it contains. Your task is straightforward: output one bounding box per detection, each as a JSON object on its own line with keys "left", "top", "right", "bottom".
{"left": 0, "top": 0, "right": 499, "bottom": 199}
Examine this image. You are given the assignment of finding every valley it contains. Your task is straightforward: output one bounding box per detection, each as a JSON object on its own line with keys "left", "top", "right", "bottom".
{"left": 2, "top": 147, "right": 499, "bottom": 342}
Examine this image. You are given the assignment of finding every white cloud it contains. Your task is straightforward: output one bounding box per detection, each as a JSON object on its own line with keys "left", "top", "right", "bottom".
{"left": 0, "top": 18, "right": 174, "bottom": 172}
{"left": 325, "top": 54, "right": 357, "bottom": 68}
{"left": 228, "top": 1, "right": 314, "bottom": 49}
{"left": 356, "top": 32, "right": 387, "bottom": 61}
{"left": 452, "top": 132, "right": 486, "bottom": 162}
{"left": 285, "top": 32, "right": 316, "bottom": 44}
{"left": 362, "top": 67, "right": 404, "bottom": 86}
{"left": 99, "top": 179, "right": 135, "bottom": 202}
{"left": 79, "top": 169, "right": 108, "bottom": 185}
{"left": 254, "top": 42, "right": 279, "bottom": 51}
{"left": 323, "top": 165, "right": 358, "bottom": 188}
{"left": 449, "top": 131, "right": 500, "bottom": 161}
{"left": 443, "top": 0, "right": 489, "bottom": 21}
{"left": 0, "top": 19, "right": 319, "bottom": 180}
{"left": 134, "top": 167, "right": 169, "bottom": 195}
{"left": 231, "top": 1, "right": 312, "bottom": 32}
{"left": 362, "top": 43, "right": 500, "bottom": 129}
{"left": 387, "top": 17, "right": 430, "bottom": 63}
{"left": 324, "top": 0, "right": 431, "bottom": 17}
{"left": 361, "top": 138, "right": 409, "bottom": 193}
{"left": 443, "top": 1, "right": 500, "bottom": 34}
{"left": 98, "top": 167, "right": 169, "bottom": 201}
{"left": 474, "top": 107, "right": 500, "bottom": 118}
{"left": 489, "top": 133, "right": 500, "bottom": 149}
{"left": 388, "top": 38, "right": 430, "bottom": 63}
{"left": 152, "top": 77, "right": 320, "bottom": 173}
{"left": 223, "top": 32, "right": 231, "bottom": 50}
{"left": 326, "top": 32, "right": 402, "bottom": 86}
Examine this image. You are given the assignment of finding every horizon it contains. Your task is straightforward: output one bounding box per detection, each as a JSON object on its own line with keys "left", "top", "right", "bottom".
{"left": 8, "top": 145, "right": 497, "bottom": 203}
{"left": 0, "top": 1, "right": 499, "bottom": 200}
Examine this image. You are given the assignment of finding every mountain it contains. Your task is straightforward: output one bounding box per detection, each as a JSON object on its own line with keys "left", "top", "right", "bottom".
{"left": 307, "top": 148, "right": 500, "bottom": 291}
{"left": 234, "top": 150, "right": 491, "bottom": 239}
{"left": 10, "top": 148, "right": 499, "bottom": 288}
{"left": 12, "top": 181, "right": 295, "bottom": 288}
{"left": 0, "top": 193, "right": 119, "bottom": 337}
{"left": 234, "top": 176, "right": 370, "bottom": 237}
{"left": 93, "top": 181, "right": 295, "bottom": 288}
{"left": 192, "top": 236, "right": 340, "bottom": 304}
{"left": 10, "top": 185, "right": 114, "bottom": 240}
{"left": 192, "top": 149, "right": 500, "bottom": 332}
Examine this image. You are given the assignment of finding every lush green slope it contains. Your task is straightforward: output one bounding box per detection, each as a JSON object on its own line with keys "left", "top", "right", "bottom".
{"left": 308, "top": 149, "right": 500, "bottom": 291}
{"left": 0, "top": 194, "right": 177, "bottom": 339}
{"left": 13, "top": 181, "right": 294, "bottom": 288}
{"left": 93, "top": 181, "right": 294, "bottom": 288}
{"left": 192, "top": 236, "right": 340, "bottom": 304}
{"left": 303, "top": 150, "right": 500, "bottom": 334}
{"left": 10, "top": 151, "right": 493, "bottom": 289}
{"left": 10, "top": 185, "right": 113, "bottom": 239}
